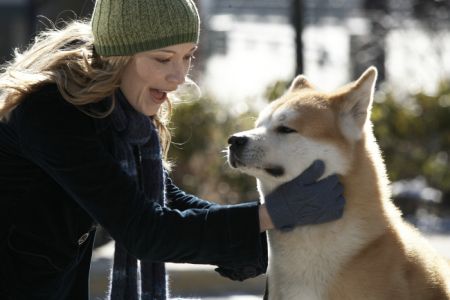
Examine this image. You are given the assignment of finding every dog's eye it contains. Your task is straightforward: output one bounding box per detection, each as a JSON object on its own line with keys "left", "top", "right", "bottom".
{"left": 276, "top": 126, "right": 296, "bottom": 134}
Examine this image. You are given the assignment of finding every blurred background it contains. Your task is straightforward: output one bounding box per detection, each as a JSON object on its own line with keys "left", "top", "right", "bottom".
{"left": 1, "top": 0, "right": 449, "bottom": 299}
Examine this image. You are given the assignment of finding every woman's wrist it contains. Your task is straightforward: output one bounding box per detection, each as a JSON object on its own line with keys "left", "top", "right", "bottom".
{"left": 258, "top": 204, "right": 274, "bottom": 232}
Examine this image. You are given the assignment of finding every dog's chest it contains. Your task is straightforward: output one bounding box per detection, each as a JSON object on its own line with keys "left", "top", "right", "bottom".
{"left": 266, "top": 226, "right": 359, "bottom": 300}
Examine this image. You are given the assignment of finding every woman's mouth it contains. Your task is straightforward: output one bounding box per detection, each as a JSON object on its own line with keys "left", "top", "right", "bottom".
{"left": 149, "top": 88, "right": 167, "bottom": 104}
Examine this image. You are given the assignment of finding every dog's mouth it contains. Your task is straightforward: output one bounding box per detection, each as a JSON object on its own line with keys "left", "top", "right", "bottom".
{"left": 228, "top": 146, "right": 285, "bottom": 177}
{"left": 229, "top": 154, "right": 285, "bottom": 177}
{"left": 263, "top": 165, "right": 285, "bottom": 177}
{"left": 228, "top": 152, "right": 245, "bottom": 168}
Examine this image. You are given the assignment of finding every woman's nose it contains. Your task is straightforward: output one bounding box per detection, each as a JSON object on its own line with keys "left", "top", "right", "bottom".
{"left": 167, "top": 63, "right": 186, "bottom": 85}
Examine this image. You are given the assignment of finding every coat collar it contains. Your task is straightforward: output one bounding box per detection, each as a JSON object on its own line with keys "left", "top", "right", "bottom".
{"left": 110, "top": 88, "right": 153, "bottom": 145}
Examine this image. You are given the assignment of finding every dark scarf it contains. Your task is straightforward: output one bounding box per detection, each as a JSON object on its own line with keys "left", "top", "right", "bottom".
{"left": 108, "top": 89, "right": 167, "bottom": 300}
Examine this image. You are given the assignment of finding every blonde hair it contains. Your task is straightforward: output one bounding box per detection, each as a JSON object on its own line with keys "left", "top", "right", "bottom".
{"left": 0, "top": 19, "right": 172, "bottom": 160}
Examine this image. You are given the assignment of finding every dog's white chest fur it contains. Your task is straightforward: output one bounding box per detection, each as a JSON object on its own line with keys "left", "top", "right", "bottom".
{"left": 265, "top": 208, "right": 364, "bottom": 300}
{"left": 268, "top": 229, "right": 334, "bottom": 300}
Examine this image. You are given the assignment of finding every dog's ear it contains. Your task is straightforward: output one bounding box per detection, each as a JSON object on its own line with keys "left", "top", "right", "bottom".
{"left": 336, "top": 66, "right": 378, "bottom": 140}
{"left": 288, "top": 75, "right": 314, "bottom": 92}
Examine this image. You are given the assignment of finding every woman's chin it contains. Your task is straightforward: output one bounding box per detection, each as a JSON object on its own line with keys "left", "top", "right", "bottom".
{"left": 142, "top": 104, "right": 162, "bottom": 116}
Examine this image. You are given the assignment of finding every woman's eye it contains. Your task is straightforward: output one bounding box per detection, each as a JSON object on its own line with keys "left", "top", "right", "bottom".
{"left": 276, "top": 126, "right": 296, "bottom": 134}
{"left": 156, "top": 58, "right": 171, "bottom": 64}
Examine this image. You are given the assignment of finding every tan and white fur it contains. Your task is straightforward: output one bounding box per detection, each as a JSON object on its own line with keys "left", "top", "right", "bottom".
{"left": 227, "top": 67, "right": 450, "bottom": 300}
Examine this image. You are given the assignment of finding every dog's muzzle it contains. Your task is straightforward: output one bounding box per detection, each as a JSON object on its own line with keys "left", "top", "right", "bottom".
{"left": 227, "top": 135, "right": 285, "bottom": 177}
{"left": 227, "top": 135, "right": 248, "bottom": 168}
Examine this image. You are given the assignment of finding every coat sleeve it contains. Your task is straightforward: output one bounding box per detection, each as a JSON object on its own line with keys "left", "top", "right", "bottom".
{"left": 11, "top": 87, "right": 267, "bottom": 268}
{"left": 165, "top": 174, "right": 217, "bottom": 210}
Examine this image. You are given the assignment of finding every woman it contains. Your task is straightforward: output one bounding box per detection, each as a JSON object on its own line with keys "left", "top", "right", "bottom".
{"left": 0, "top": 0, "right": 345, "bottom": 299}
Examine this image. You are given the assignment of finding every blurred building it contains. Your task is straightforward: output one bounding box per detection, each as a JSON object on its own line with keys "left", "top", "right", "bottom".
{"left": 200, "top": 0, "right": 449, "bottom": 103}
{"left": 211, "top": 0, "right": 290, "bottom": 17}
{"left": 0, "top": 0, "right": 93, "bottom": 63}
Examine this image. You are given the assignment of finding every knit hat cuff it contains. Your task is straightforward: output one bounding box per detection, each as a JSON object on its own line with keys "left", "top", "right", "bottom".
{"left": 95, "top": 32, "right": 199, "bottom": 56}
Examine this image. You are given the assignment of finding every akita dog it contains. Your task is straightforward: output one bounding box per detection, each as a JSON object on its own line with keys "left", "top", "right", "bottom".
{"left": 227, "top": 67, "right": 450, "bottom": 300}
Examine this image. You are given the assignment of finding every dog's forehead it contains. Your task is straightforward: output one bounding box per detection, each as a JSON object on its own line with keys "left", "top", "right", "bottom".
{"left": 256, "top": 104, "right": 298, "bottom": 127}
{"left": 256, "top": 90, "right": 331, "bottom": 128}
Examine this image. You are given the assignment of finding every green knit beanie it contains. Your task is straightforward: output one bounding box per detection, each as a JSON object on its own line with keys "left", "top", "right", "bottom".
{"left": 91, "top": 0, "right": 200, "bottom": 56}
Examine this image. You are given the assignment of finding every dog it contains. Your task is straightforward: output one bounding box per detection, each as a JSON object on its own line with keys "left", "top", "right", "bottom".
{"left": 227, "top": 67, "right": 450, "bottom": 300}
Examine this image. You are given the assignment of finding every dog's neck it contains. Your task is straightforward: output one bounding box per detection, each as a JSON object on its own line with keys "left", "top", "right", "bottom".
{"left": 257, "top": 179, "right": 278, "bottom": 198}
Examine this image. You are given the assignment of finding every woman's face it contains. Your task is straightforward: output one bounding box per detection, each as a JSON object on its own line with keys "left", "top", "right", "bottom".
{"left": 120, "top": 43, "right": 197, "bottom": 116}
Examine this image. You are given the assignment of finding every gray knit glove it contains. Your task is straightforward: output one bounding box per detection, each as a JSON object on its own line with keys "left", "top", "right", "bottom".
{"left": 265, "top": 160, "right": 345, "bottom": 231}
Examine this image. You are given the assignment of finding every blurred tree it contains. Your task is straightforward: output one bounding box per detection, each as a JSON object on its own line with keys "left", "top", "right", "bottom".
{"left": 372, "top": 81, "right": 450, "bottom": 205}
{"left": 168, "top": 96, "right": 259, "bottom": 204}
{"left": 264, "top": 80, "right": 289, "bottom": 102}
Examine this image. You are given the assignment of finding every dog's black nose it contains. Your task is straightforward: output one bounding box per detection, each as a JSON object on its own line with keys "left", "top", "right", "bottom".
{"left": 228, "top": 135, "right": 248, "bottom": 147}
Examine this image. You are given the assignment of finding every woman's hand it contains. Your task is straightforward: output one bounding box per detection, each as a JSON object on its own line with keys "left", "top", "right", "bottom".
{"left": 261, "top": 160, "right": 346, "bottom": 232}
{"left": 258, "top": 204, "right": 274, "bottom": 232}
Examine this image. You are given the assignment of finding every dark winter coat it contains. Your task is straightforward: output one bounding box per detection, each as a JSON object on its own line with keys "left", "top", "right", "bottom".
{"left": 0, "top": 84, "right": 267, "bottom": 300}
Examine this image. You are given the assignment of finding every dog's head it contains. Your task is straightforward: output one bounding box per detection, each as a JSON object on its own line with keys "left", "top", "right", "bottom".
{"left": 227, "top": 67, "right": 378, "bottom": 194}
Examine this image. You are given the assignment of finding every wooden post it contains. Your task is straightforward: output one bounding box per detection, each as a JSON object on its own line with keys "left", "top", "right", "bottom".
{"left": 292, "top": 0, "right": 304, "bottom": 75}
